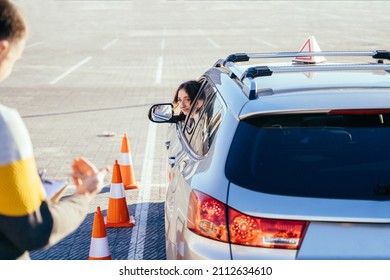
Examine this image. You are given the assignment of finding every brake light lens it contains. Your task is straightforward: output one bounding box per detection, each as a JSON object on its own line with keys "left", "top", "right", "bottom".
{"left": 187, "top": 190, "right": 308, "bottom": 249}
{"left": 229, "top": 208, "right": 308, "bottom": 249}
{"left": 187, "top": 190, "right": 228, "bottom": 242}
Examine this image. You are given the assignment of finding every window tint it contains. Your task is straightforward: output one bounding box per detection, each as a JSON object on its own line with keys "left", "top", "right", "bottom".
{"left": 226, "top": 113, "right": 390, "bottom": 200}
{"left": 190, "top": 96, "right": 223, "bottom": 156}
{"left": 183, "top": 81, "right": 224, "bottom": 156}
{"left": 183, "top": 80, "right": 212, "bottom": 137}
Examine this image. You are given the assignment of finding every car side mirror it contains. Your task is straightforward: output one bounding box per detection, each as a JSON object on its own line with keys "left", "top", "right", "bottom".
{"left": 148, "top": 103, "right": 176, "bottom": 123}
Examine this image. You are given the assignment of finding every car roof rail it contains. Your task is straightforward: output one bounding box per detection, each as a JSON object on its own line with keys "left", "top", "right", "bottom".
{"left": 243, "top": 63, "right": 390, "bottom": 78}
{"left": 216, "top": 50, "right": 390, "bottom": 100}
{"left": 225, "top": 50, "right": 390, "bottom": 63}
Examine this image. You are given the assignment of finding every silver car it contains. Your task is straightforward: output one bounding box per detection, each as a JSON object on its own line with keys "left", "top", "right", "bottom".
{"left": 148, "top": 47, "right": 390, "bottom": 260}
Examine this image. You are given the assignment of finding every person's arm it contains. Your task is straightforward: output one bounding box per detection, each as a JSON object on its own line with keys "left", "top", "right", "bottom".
{"left": 0, "top": 196, "right": 89, "bottom": 259}
{"left": 47, "top": 156, "right": 109, "bottom": 246}
{"left": 0, "top": 106, "right": 57, "bottom": 258}
{"left": 0, "top": 173, "right": 105, "bottom": 259}
{"left": 45, "top": 194, "right": 90, "bottom": 245}
{"left": 171, "top": 112, "right": 186, "bottom": 122}
{"left": 0, "top": 107, "right": 107, "bottom": 259}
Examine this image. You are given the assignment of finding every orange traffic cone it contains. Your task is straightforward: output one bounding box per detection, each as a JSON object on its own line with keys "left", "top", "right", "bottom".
{"left": 88, "top": 206, "right": 111, "bottom": 260}
{"left": 105, "top": 160, "right": 135, "bottom": 228}
{"left": 119, "top": 133, "right": 139, "bottom": 190}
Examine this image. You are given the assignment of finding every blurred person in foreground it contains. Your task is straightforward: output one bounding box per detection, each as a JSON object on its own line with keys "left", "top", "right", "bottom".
{"left": 0, "top": 0, "right": 108, "bottom": 260}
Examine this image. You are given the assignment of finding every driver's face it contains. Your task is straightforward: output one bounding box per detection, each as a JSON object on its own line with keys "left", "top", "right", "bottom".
{"left": 177, "top": 89, "right": 191, "bottom": 115}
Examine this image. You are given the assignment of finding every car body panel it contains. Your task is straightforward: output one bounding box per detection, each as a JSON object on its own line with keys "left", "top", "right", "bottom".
{"left": 228, "top": 183, "right": 390, "bottom": 223}
{"left": 164, "top": 99, "right": 233, "bottom": 259}
{"left": 184, "top": 230, "right": 231, "bottom": 260}
{"left": 228, "top": 183, "right": 390, "bottom": 259}
{"left": 240, "top": 90, "right": 390, "bottom": 119}
{"left": 297, "top": 222, "right": 390, "bottom": 259}
{"left": 205, "top": 69, "right": 249, "bottom": 120}
{"left": 152, "top": 48, "right": 390, "bottom": 260}
{"left": 251, "top": 70, "right": 390, "bottom": 93}
{"left": 231, "top": 244, "right": 297, "bottom": 260}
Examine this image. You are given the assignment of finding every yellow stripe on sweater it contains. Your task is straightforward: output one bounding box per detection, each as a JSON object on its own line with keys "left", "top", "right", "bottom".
{"left": 0, "top": 156, "right": 46, "bottom": 216}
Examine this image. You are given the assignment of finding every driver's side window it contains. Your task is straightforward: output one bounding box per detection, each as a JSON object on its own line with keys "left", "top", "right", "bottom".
{"left": 183, "top": 80, "right": 223, "bottom": 156}
{"left": 190, "top": 93, "right": 223, "bottom": 156}
{"left": 183, "top": 80, "right": 213, "bottom": 140}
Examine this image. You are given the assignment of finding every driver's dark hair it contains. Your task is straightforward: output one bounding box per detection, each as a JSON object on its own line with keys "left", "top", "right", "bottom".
{"left": 173, "top": 80, "right": 202, "bottom": 105}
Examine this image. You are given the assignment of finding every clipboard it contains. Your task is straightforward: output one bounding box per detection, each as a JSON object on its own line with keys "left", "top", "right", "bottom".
{"left": 42, "top": 180, "right": 68, "bottom": 203}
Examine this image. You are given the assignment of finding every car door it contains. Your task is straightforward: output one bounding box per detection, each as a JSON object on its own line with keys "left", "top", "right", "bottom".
{"left": 165, "top": 78, "right": 220, "bottom": 259}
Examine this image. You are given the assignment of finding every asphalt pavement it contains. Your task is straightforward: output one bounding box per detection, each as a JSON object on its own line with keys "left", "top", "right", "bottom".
{"left": 3, "top": 0, "right": 390, "bottom": 260}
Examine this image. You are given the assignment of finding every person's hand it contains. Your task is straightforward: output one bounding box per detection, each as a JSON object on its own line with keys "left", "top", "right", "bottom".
{"left": 71, "top": 157, "right": 109, "bottom": 202}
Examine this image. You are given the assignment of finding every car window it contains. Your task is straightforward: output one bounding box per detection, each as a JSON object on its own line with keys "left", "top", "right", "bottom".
{"left": 203, "top": 97, "right": 223, "bottom": 152}
{"left": 226, "top": 113, "right": 390, "bottom": 201}
{"left": 183, "top": 81, "right": 214, "bottom": 137}
{"left": 190, "top": 95, "right": 223, "bottom": 156}
{"left": 183, "top": 81, "right": 224, "bottom": 156}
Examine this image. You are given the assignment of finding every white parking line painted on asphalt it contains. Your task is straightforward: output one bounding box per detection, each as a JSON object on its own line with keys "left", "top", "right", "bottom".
{"left": 25, "top": 42, "right": 44, "bottom": 49}
{"left": 102, "top": 38, "right": 119, "bottom": 50}
{"left": 155, "top": 56, "right": 163, "bottom": 84}
{"left": 49, "top": 56, "right": 92, "bottom": 85}
{"left": 161, "top": 38, "right": 165, "bottom": 50}
{"left": 208, "top": 38, "right": 221, "bottom": 49}
{"left": 128, "top": 121, "right": 157, "bottom": 260}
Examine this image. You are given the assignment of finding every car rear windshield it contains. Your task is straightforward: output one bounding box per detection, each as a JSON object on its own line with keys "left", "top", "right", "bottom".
{"left": 226, "top": 113, "right": 390, "bottom": 200}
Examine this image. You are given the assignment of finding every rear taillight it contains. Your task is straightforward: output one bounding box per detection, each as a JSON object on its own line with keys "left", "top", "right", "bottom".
{"left": 187, "top": 190, "right": 228, "bottom": 242}
{"left": 229, "top": 208, "right": 308, "bottom": 249}
{"left": 187, "top": 190, "right": 308, "bottom": 249}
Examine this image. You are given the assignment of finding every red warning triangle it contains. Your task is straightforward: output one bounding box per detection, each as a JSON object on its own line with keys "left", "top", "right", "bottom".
{"left": 297, "top": 39, "right": 312, "bottom": 60}
{"left": 293, "top": 36, "right": 326, "bottom": 64}
{"left": 299, "top": 38, "right": 311, "bottom": 52}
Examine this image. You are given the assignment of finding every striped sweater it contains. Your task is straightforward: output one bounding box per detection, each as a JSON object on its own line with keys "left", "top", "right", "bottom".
{"left": 0, "top": 104, "right": 89, "bottom": 259}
